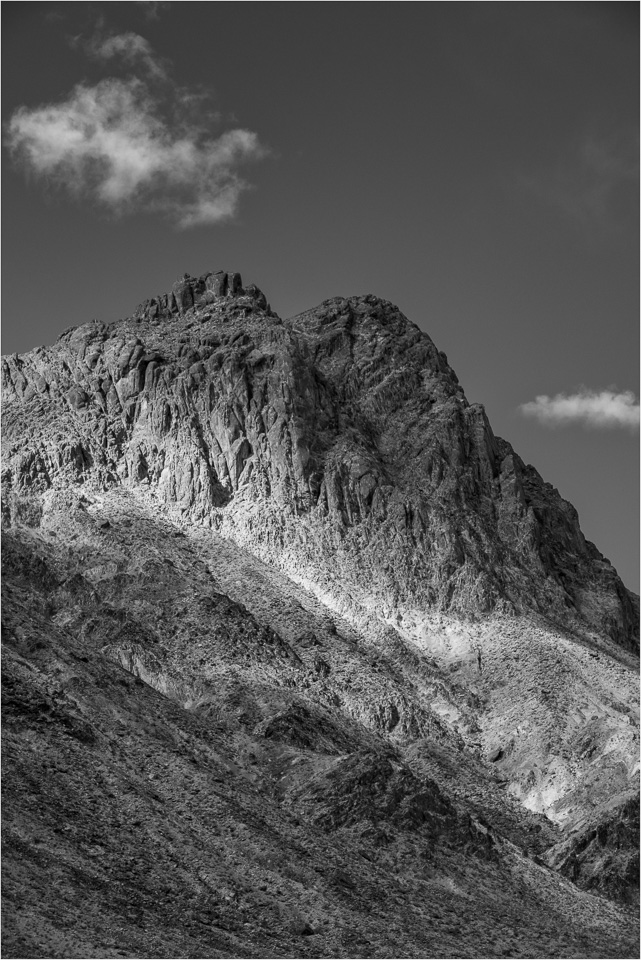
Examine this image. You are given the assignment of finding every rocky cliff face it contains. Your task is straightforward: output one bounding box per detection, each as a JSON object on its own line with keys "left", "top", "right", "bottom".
{"left": 2, "top": 270, "right": 639, "bottom": 958}
{"left": 2, "top": 271, "right": 636, "bottom": 648}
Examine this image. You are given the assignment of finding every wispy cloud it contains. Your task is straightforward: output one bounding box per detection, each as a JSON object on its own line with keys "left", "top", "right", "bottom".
{"left": 5, "top": 32, "right": 267, "bottom": 228}
{"left": 134, "top": 1, "right": 171, "bottom": 20}
{"left": 521, "top": 132, "right": 639, "bottom": 225}
{"left": 520, "top": 389, "right": 640, "bottom": 431}
{"left": 78, "top": 28, "right": 167, "bottom": 80}
{"left": 44, "top": 9, "right": 67, "bottom": 24}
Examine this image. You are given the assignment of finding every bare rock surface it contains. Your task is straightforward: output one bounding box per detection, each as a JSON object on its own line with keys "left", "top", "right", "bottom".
{"left": 2, "top": 270, "right": 639, "bottom": 957}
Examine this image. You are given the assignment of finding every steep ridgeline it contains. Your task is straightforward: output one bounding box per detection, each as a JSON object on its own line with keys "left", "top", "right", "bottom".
{"left": 2, "top": 271, "right": 639, "bottom": 958}
{"left": 2, "top": 270, "right": 637, "bottom": 649}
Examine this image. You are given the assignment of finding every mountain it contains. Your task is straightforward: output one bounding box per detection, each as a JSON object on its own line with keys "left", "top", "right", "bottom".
{"left": 2, "top": 270, "right": 639, "bottom": 958}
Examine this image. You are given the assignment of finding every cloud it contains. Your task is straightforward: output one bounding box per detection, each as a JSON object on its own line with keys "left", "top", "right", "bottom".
{"left": 521, "top": 132, "right": 639, "bottom": 225}
{"left": 134, "top": 1, "right": 171, "bottom": 19}
{"left": 5, "top": 72, "right": 267, "bottom": 228}
{"left": 520, "top": 389, "right": 640, "bottom": 431}
{"left": 44, "top": 9, "right": 67, "bottom": 23}
{"left": 79, "top": 29, "right": 167, "bottom": 80}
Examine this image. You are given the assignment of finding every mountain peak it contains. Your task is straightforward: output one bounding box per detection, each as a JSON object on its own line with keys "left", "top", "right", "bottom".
{"left": 1, "top": 269, "right": 639, "bottom": 956}
{"left": 133, "top": 269, "right": 270, "bottom": 323}
{"left": 2, "top": 272, "right": 637, "bottom": 649}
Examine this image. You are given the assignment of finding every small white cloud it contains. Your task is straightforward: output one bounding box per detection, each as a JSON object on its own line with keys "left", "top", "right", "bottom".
{"left": 5, "top": 77, "right": 267, "bottom": 228}
{"left": 520, "top": 389, "right": 640, "bottom": 431}
{"left": 81, "top": 30, "right": 167, "bottom": 80}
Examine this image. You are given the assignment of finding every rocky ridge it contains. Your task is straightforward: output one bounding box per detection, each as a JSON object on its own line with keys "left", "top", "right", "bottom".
{"left": 2, "top": 270, "right": 639, "bottom": 958}
{"left": 3, "top": 273, "right": 636, "bottom": 648}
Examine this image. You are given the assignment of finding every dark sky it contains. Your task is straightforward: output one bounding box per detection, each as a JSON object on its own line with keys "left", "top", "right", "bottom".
{"left": 2, "top": 3, "right": 639, "bottom": 590}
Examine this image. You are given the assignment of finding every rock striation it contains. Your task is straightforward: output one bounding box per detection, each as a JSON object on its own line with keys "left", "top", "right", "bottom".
{"left": 2, "top": 269, "right": 639, "bottom": 958}
{"left": 2, "top": 273, "right": 637, "bottom": 649}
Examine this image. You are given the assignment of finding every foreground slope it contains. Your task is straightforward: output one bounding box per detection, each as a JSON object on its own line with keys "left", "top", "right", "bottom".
{"left": 2, "top": 270, "right": 639, "bottom": 957}
{"left": 2, "top": 507, "right": 638, "bottom": 959}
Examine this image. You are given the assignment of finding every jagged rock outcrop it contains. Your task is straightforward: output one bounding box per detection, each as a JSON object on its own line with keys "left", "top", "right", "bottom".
{"left": 131, "top": 270, "right": 270, "bottom": 324}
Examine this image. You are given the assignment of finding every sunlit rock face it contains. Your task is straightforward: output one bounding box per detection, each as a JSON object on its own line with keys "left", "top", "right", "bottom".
{"left": 2, "top": 272, "right": 639, "bottom": 957}
{"left": 2, "top": 273, "right": 637, "bottom": 650}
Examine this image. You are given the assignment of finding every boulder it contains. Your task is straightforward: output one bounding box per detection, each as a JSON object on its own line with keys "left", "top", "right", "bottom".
{"left": 206, "top": 272, "right": 228, "bottom": 297}
{"left": 227, "top": 272, "right": 244, "bottom": 296}
{"left": 244, "top": 284, "right": 268, "bottom": 310}
{"left": 171, "top": 278, "right": 195, "bottom": 314}
{"left": 65, "top": 387, "right": 89, "bottom": 410}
